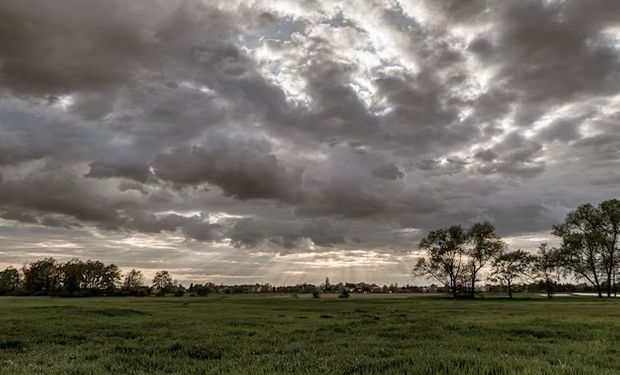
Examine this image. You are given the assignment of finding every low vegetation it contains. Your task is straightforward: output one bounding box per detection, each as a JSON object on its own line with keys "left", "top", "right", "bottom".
{"left": 0, "top": 296, "right": 619, "bottom": 374}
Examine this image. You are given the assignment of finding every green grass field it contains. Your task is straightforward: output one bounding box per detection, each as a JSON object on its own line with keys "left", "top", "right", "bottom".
{"left": 0, "top": 295, "right": 619, "bottom": 374}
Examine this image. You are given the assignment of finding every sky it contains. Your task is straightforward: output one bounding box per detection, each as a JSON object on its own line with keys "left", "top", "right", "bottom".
{"left": 0, "top": 0, "right": 619, "bottom": 285}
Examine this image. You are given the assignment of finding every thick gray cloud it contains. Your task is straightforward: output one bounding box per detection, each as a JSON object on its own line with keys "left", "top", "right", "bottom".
{"left": 0, "top": 0, "right": 619, "bottom": 283}
{"left": 152, "top": 134, "right": 303, "bottom": 202}
{"left": 229, "top": 217, "right": 345, "bottom": 249}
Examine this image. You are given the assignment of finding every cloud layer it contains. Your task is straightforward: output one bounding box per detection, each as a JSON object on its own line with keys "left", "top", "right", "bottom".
{"left": 0, "top": 0, "right": 618, "bottom": 283}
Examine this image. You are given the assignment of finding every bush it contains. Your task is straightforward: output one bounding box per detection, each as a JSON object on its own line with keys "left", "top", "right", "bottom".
{"left": 120, "top": 287, "right": 149, "bottom": 297}
{"left": 195, "top": 285, "right": 209, "bottom": 296}
{"left": 174, "top": 288, "right": 185, "bottom": 297}
{"left": 339, "top": 288, "right": 350, "bottom": 298}
{"left": 312, "top": 289, "right": 321, "bottom": 298}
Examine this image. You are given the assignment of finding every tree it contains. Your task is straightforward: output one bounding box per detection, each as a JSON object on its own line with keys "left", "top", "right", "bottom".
{"left": 190, "top": 283, "right": 211, "bottom": 296}
{"left": 174, "top": 286, "right": 186, "bottom": 297}
{"left": 530, "top": 243, "right": 561, "bottom": 298}
{"left": 152, "top": 270, "right": 174, "bottom": 294}
{"left": 490, "top": 250, "right": 530, "bottom": 298}
{"left": 466, "top": 222, "right": 505, "bottom": 298}
{"left": 550, "top": 199, "right": 620, "bottom": 297}
{"left": 553, "top": 204, "right": 606, "bottom": 297}
{"left": 100, "top": 264, "right": 121, "bottom": 292}
{"left": 60, "top": 260, "right": 121, "bottom": 295}
{"left": 23, "top": 258, "right": 61, "bottom": 294}
{"left": 123, "top": 269, "right": 145, "bottom": 289}
{"left": 599, "top": 199, "right": 620, "bottom": 297}
{"left": 413, "top": 225, "right": 469, "bottom": 297}
{"left": 61, "top": 259, "right": 86, "bottom": 293}
{"left": 0, "top": 267, "right": 21, "bottom": 295}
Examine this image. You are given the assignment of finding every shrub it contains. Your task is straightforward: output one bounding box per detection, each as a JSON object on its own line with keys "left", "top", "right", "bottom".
{"left": 195, "top": 285, "right": 209, "bottom": 296}
{"left": 339, "top": 288, "right": 350, "bottom": 298}
{"left": 312, "top": 289, "right": 321, "bottom": 298}
{"left": 174, "top": 288, "right": 185, "bottom": 297}
{"left": 123, "top": 287, "right": 149, "bottom": 297}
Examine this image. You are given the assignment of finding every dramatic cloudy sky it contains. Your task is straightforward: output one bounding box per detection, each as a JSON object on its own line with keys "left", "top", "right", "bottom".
{"left": 0, "top": 0, "right": 619, "bottom": 285}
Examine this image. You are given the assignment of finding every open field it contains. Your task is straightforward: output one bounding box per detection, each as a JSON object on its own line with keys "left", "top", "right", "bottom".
{"left": 1, "top": 296, "right": 619, "bottom": 374}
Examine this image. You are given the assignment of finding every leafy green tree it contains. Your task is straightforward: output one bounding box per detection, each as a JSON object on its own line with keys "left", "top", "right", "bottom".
{"left": 99, "top": 263, "right": 121, "bottom": 292}
{"left": 174, "top": 286, "right": 186, "bottom": 297}
{"left": 530, "top": 243, "right": 562, "bottom": 298}
{"left": 23, "top": 258, "right": 61, "bottom": 294}
{"left": 324, "top": 277, "right": 331, "bottom": 292}
{"left": 466, "top": 222, "right": 505, "bottom": 298}
{"left": 413, "top": 226, "right": 469, "bottom": 297}
{"left": 61, "top": 259, "right": 86, "bottom": 292}
{"left": 0, "top": 267, "right": 21, "bottom": 295}
{"left": 123, "top": 269, "right": 145, "bottom": 289}
{"left": 60, "top": 260, "right": 121, "bottom": 294}
{"left": 189, "top": 283, "right": 211, "bottom": 296}
{"left": 490, "top": 250, "right": 530, "bottom": 298}
{"left": 553, "top": 204, "right": 607, "bottom": 297}
{"left": 152, "top": 270, "right": 174, "bottom": 294}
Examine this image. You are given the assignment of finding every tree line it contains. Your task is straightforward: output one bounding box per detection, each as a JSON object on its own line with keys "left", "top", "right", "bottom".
{"left": 0, "top": 258, "right": 192, "bottom": 297}
{"left": 0, "top": 260, "right": 414, "bottom": 297}
{"left": 0, "top": 259, "right": 413, "bottom": 297}
{"left": 414, "top": 199, "right": 619, "bottom": 298}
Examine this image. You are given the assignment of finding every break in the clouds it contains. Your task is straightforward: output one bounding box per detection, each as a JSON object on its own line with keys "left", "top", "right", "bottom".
{"left": 0, "top": 0, "right": 619, "bottom": 284}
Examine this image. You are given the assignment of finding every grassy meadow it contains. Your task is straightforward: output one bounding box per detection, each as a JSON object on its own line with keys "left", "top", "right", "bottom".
{"left": 0, "top": 295, "right": 619, "bottom": 374}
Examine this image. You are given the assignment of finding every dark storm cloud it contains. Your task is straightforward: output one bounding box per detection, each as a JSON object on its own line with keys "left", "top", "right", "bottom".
{"left": 474, "top": 134, "right": 545, "bottom": 178}
{"left": 152, "top": 135, "right": 303, "bottom": 202}
{"left": 0, "top": 0, "right": 619, "bottom": 279}
{"left": 301, "top": 57, "right": 380, "bottom": 140}
{"left": 373, "top": 73, "right": 463, "bottom": 148}
{"left": 494, "top": 1, "right": 620, "bottom": 101}
{"left": 371, "top": 163, "right": 404, "bottom": 180}
{"left": 0, "top": 209, "right": 39, "bottom": 224}
{"left": 229, "top": 217, "right": 345, "bottom": 249}
{"left": 453, "top": 0, "right": 620, "bottom": 130}
{"left": 86, "top": 161, "right": 153, "bottom": 183}
{"left": 0, "top": 0, "right": 249, "bottom": 98}
{"left": 538, "top": 114, "right": 589, "bottom": 143}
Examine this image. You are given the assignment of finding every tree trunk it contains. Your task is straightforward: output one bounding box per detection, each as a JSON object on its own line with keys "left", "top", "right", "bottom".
{"left": 545, "top": 277, "right": 552, "bottom": 298}
{"left": 507, "top": 280, "right": 512, "bottom": 299}
{"left": 590, "top": 257, "right": 603, "bottom": 298}
{"left": 614, "top": 267, "right": 617, "bottom": 298}
{"left": 608, "top": 231, "right": 617, "bottom": 298}
{"left": 470, "top": 270, "right": 476, "bottom": 299}
{"left": 607, "top": 250, "right": 614, "bottom": 297}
